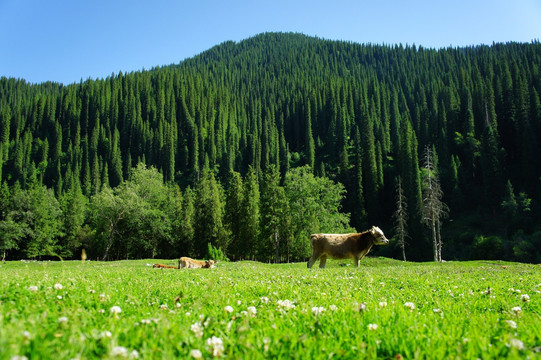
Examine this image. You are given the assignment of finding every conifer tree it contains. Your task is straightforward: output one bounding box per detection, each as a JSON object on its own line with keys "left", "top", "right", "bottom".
{"left": 421, "top": 146, "right": 448, "bottom": 262}
{"left": 393, "top": 176, "right": 408, "bottom": 261}
{"left": 240, "top": 166, "right": 260, "bottom": 259}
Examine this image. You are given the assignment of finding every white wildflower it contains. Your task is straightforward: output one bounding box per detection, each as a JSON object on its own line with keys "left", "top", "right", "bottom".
{"left": 260, "top": 296, "right": 269, "bottom": 304}
{"left": 511, "top": 306, "right": 522, "bottom": 315}
{"left": 206, "top": 336, "right": 224, "bottom": 357}
{"left": 98, "top": 309, "right": 105, "bottom": 314}
{"left": 509, "top": 338, "right": 524, "bottom": 350}
{"left": 277, "top": 299, "right": 296, "bottom": 310}
{"left": 89, "top": 289, "right": 96, "bottom": 294}
{"left": 57, "top": 295, "right": 63, "bottom": 300}
{"left": 159, "top": 304, "right": 167, "bottom": 310}
{"left": 54, "top": 283, "right": 63, "bottom": 290}
{"left": 404, "top": 302, "right": 416, "bottom": 311}
{"left": 367, "top": 323, "right": 378, "bottom": 331}
{"left": 247, "top": 306, "right": 257, "bottom": 316}
{"left": 110, "top": 346, "right": 129, "bottom": 358}
{"left": 100, "top": 331, "right": 112, "bottom": 338}
{"left": 110, "top": 306, "right": 122, "bottom": 315}
{"left": 504, "top": 320, "right": 517, "bottom": 329}
{"left": 311, "top": 306, "right": 326, "bottom": 316}
{"left": 433, "top": 308, "right": 442, "bottom": 313}
{"left": 22, "top": 331, "right": 31, "bottom": 339}
{"left": 224, "top": 305, "right": 234, "bottom": 313}
{"left": 358, "top": 303, "right": 367, "bottom": 312}
{"left": 191, "top": 322, "right": 204, "bottom": 338}
{"left": 329, "top": 305, "right": 338, "bottom": 311}
{"left": 58, "top": 316, "right": 68, "bottom": 324}
{"left": 378, "top": 301, "right": 387, "bottom": 308}
{"left": 190, "top": 349, "right": 203, "bottom": 359}
{"left": 129, "top": 350, "right": 139, "bottom": 359}
{"left": 28, "top": 285, "right": 38, "bottom": 292}
{"left": 520, "top": 294, "right": 530, "bottom": 303}
{"left": 10, "top": 356, "right": 28, "bottom": 360}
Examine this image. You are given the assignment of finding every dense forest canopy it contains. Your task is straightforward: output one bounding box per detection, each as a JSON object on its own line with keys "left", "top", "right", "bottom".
{"left": 1, "top": 32, "right": 540, "bottom": 262}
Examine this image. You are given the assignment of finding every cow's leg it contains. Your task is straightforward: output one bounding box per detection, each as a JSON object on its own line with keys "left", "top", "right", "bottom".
{"left": 353, "top": 255, "right": 360, "bottom": 267}
{"left": 319, "top": 255, "right": 327, "bottom": 268}
{"left": 307, "top": 249, "right": 322, "bottom": 268}
{"left": 307, "top": 253, "right": 320, "bottom": 268}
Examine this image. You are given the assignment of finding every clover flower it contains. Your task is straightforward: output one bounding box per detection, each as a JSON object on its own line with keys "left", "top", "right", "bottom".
{"left": 311, "top": 306, "right": 326, "bottom": 316}
{"left": 329, "top": 305, "right": 338, "bottom": 311}
{"left": 404, "top": 302, "right": 416, "bottom": 311}
{"left": 260, "top": 296, "right": 269, "bottom": 304}
{"left": 358, "top": 303, "right": 367, "bottom": 312}
{"left": 110, "top": 306, "right": 122, "bottom": 315}
{"left": 28, "top": 285, "right": 38, "bottom": 292}
{"left": 378, "top": 301, "right": 387, "bottom": 308}
{"left": 190, "top": 349, "right": 203, "bottom": 359}
{"left": 504, "top": 320, "right": 517, "bottom": 329}
{"left": 110, "top": 346, "right": 128, "bottom": 358}
{"left": 511, "top": 306, "right": 522, "bottom": 315}
{"left": 508, "top": 338, "right": 524, "bottom": 350}
{"left": 206, "top": 336, "right": 224, "bottom": 357}
{"left": 277, "top": 299, "right": 296, "bottom": 310}
{"left": 54, "top": 283, "right": 63, "bottom": 290}
{"left": 247, "top": 306, "right": 257, "bottom": 316}
{"left": 58, "top": 316, "right": 68, "bottom": 324}
{"left": 367, "top": 323, "right": 378, "bottom": 331}
{"left": 520, "top": 294, "right": 530, "bottom": 303}
{"left": 191, "top": 322, "right": 204, "bottom": 338}
{"left": 224, "top": 305, "right": 234, "bottom": 313}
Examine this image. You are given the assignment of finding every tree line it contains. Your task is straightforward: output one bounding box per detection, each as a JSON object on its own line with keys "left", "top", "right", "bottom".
{"left": 1, "top": 33, "right": 540, "bottom": 262}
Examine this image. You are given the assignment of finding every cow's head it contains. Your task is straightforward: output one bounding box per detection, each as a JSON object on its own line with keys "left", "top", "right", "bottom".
{"left": 205, "top": 260, "right": 217, "bottom": 268}
{"left": 370, "top": 226, "right": 389, "bottom": 245}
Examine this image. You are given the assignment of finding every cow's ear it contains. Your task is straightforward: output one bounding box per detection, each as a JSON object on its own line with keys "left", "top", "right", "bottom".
{"left": 370, "top": 226, "right": 376, "bottom": 235}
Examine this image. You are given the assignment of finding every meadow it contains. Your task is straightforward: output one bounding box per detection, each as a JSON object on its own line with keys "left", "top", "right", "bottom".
{"left": 0, "top": 258, "right": 539, "bottom": 359}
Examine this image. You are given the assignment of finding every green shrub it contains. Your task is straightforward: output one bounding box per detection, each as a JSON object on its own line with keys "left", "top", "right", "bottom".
{"left": 206, "top": 242, "right": 229, "bottom": 261}
{"left": 470, "top": 235, "right": 505, "bottom": 260}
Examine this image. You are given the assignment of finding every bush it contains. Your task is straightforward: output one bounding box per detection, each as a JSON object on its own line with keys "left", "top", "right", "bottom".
{"left": 512, "top": 230, "right": 541, "bottom": 263}
{"left": 206, "top": 243, "right": 229, "bottom": 262}
{"left": 470, "top": 235, "right": 505, "bottom": 260}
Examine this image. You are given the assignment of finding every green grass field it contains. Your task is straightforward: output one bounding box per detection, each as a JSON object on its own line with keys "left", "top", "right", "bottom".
{"left": 0, "top": 258, "right": 539, "bottom": 359}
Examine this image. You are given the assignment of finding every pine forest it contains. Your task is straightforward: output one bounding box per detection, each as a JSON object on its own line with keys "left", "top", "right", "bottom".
{"left": 1, "top": 33, "right": 540, "bottom": 262}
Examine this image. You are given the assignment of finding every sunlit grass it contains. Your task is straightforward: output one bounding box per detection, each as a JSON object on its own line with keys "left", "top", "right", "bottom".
{"left": 0, "top": 258, "right": 539, "bottom": 359}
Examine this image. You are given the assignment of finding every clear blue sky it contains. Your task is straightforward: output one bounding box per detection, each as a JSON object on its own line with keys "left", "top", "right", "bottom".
{"left": 1, "top": 0, "right": 540, "bottom": 85}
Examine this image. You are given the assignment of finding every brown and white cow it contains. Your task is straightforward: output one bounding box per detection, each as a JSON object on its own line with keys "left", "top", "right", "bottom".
{"left": 307, "top": 226, "right": 389, "bottom": 268}
{"left": 178, "top": 257, "right": 216, "bottom": 269}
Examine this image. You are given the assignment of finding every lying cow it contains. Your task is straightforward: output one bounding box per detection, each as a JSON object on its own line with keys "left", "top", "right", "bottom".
{"left": 307, "top": 226, "right": 389, "bottom": 268}
{"left": 178, "top": 257, "right": 216, "bottom": 269}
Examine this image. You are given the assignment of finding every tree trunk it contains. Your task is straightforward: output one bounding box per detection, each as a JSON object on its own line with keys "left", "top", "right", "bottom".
{"left": 401, "top": 236, "right": 407, "bottom": 262}
{"left": 103, "top": 220, "right": 115, "bottom": 261}
{"left": 432, "top": 218, "right": 438, "bottom": 262}
{"left": 274, "top": 227, "right": 279, "bottom": 264}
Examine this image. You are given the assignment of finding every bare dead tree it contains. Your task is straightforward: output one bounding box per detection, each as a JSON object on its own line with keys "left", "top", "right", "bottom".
{"left": 393, "top": 176, "right": 408, "bottom": 261}
{"left": 422, "top": 146, "right": 448, "bottom": 262}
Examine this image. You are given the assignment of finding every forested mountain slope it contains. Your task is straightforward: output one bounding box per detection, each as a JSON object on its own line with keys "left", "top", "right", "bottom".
{"left": 1, "top": 33, "right": 540, "bottom": 261}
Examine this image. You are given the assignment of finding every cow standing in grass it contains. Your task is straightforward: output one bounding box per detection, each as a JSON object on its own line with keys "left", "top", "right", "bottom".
{"left": 307, "top": 226, "right": 389, "bottom": 268}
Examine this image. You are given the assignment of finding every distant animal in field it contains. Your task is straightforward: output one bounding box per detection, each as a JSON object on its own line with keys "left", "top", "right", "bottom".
{"left": 307, "top": 226, "right": 389, "bottom": 268}
{"left": 153, "top": 263, "right": 177, "bottom": 269}
{"left": 178, "top": 257, "right": 216, "bottom": 269}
